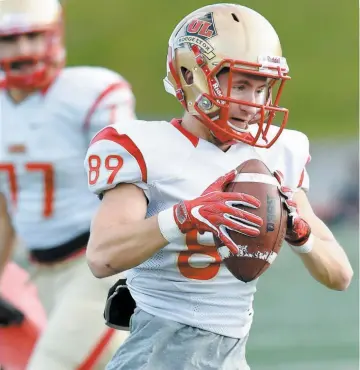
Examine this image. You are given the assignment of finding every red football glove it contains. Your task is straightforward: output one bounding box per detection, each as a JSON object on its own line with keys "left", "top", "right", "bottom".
{"left": 273, "top": 171, "right": 312, "bottom": 248}
{"left": 158, "top": 170, "right": 263, "bottom": 254}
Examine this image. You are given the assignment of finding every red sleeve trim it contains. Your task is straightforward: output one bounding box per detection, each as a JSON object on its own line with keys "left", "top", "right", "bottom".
{"left": 297, "top": 155, "right": 311, "bottom": 187}
{"left": 297, "top": 170, "right": 305, "bottom": 188}
{"left": 83, "top": 81, "right": 130, "bottom": 131}
{"left": 90, "top": 127, "right": 147, "bottom": 182}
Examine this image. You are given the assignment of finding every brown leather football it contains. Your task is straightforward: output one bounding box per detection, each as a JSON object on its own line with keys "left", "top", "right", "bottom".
{"left": 214, "top": 159, "right": 287, "bottom": 283}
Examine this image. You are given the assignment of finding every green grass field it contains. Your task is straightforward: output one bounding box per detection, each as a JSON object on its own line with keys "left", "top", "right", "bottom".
{"left": 247, "top": 223, "right": 359, "bottom": 370}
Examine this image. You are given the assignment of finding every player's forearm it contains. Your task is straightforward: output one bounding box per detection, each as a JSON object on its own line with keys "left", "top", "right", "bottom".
{"left": 87, "top": 215, "right": 169, "bottom": 278}
{"left": 0, "top": 219, "right": 16, "bottom": 279}
{"left": 297, "top": 236, "right": 353, "bottom": 291}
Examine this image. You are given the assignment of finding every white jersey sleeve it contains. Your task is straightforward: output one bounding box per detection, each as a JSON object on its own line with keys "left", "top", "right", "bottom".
{"left": 59, "top": 66, "right": 136, "bottom": 143}
{"left": 84, "top": 124, "right": 149, "bottom": 199}
{"left": 278, "top": 130, "right": 311, "bottom": 191}
{"left": 254, "top": 126, "right": 311, "bottom": 192}
{"left": 82, "top": 78, "right": 136, "bottom": 143}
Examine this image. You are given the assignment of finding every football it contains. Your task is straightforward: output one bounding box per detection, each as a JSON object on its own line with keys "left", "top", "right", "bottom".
{"left": 214, "top": 159, "right": 287, "bottom": 283}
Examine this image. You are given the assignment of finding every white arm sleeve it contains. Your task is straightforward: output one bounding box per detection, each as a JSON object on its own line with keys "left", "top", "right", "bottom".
{"left": 84, "top": 126, "right": 149, "bottom": 200}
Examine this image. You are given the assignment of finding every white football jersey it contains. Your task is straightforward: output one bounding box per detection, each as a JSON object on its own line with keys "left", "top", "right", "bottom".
{"left": 0, "top": 66, "right": 135, "bottom": 249}
{"left": 85, "top": 119, "right": 310, "bottom": 338}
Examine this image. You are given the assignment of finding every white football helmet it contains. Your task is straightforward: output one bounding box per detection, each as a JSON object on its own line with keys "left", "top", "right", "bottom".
{"left": 0, "top": 0, "right": 65, "bottom": 89}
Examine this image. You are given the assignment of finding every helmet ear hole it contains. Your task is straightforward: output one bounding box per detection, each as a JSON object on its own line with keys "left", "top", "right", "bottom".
{"left": 181, "top": 67, "right": 193, "bottom": 85}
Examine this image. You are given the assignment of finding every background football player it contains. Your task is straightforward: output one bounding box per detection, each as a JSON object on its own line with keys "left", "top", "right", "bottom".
{"left": 84, "top": 3, "right": 353, "bottom": 370}
{"left": 0, "top": 0, "right": 134, "bottom": 368}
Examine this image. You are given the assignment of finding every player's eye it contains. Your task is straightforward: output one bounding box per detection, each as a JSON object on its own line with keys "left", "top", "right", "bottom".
{"left": 26, "top": 31, "right": 44, "bottom": 40}
{"left": 0, "top": 35, "right": 18, "bottom": 43}
{"left": 233, "top": 85, "right": 246, "bottom": 91}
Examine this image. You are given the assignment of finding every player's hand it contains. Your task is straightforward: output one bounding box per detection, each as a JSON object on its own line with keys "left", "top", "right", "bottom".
{"left": 158, "top": 170, "right": 263, "bottom": 254}
{"left": 273, "top": 171, "right": 312, "bottom": 248}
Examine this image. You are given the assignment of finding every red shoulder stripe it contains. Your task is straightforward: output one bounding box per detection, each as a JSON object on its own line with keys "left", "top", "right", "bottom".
{"left": 90, "top": 127, "right": 147, "bottom": 183}
{"left": 83, "top": 81, "right": 130, "bottom": 130}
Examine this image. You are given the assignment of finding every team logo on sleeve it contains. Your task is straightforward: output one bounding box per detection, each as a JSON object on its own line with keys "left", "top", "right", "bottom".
{"left": 176, "top": 12, "right": 217, "bottom": 60}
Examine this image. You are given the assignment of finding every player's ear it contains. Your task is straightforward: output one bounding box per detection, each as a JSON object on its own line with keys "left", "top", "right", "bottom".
{"left": 181, "top": 67, "right": 193, "bottom": 85}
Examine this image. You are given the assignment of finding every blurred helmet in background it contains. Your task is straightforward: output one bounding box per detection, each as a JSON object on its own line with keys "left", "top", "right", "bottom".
{"left": 0, "top": 0, "right": 65, "bottom": 89}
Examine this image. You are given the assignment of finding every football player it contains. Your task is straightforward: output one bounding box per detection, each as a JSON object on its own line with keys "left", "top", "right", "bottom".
{"left": 84, "top": 4, "right": 353, "bottom": 370}
{"left": 0, "top": 0, "right": 133, "bottom": 369}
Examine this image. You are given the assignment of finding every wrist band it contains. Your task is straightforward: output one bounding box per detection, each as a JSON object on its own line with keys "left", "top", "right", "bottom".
{"left": 289, "top": 233, "right": 314, "bottom": 254}
{"left": 157, "top": 207, "right": 184, "bottom": 242}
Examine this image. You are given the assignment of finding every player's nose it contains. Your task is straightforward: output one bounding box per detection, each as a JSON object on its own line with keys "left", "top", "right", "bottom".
{"left": 238, "top": 101, "right": 258, "bottom": 119}
{"left": 14, "top": 35, "right": 33, "bottom": 55}
{"left": 237, "top": 91, "right": 258, "bottom": 118}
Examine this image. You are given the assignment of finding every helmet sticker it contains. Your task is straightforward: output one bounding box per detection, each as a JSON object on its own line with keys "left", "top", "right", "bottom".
{"left": 176, "top": 12, "right": 217, "bottom": 60}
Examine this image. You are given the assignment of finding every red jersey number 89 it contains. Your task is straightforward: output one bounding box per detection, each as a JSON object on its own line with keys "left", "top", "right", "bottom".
{"left": 88, "top": 154, "right": 123, "bottom": 185}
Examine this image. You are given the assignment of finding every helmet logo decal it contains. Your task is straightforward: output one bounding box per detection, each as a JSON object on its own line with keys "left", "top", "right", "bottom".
{"left": 176, "top": 12, "right": 217, "bottom": 60}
